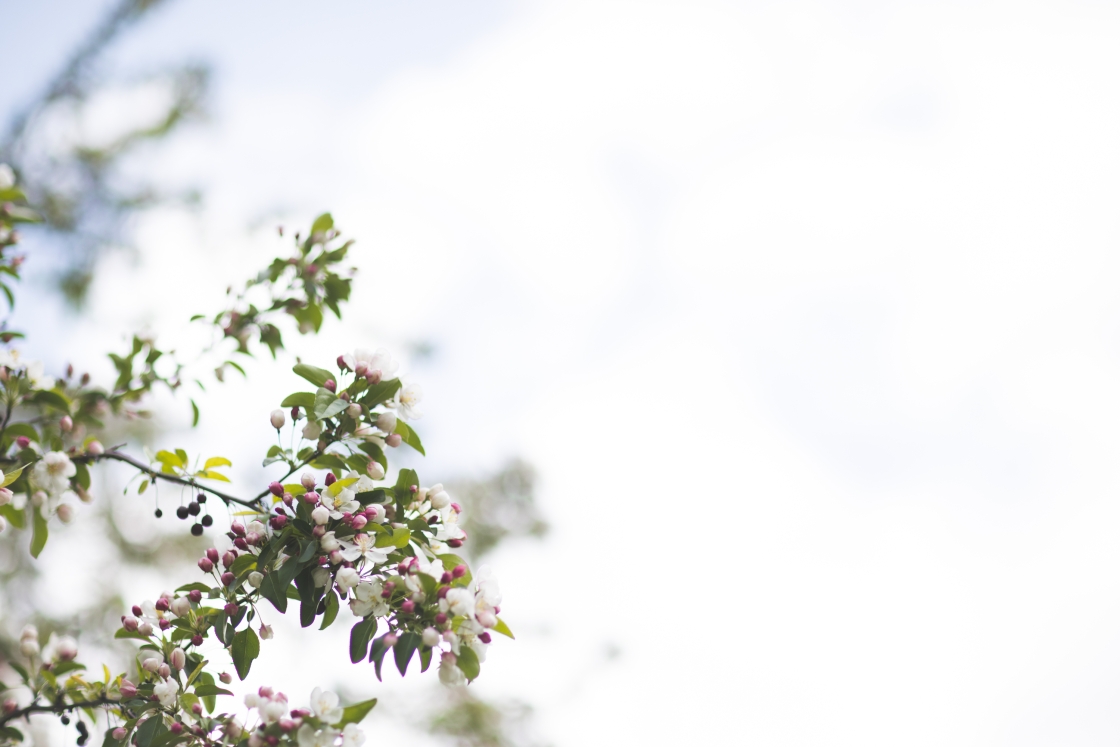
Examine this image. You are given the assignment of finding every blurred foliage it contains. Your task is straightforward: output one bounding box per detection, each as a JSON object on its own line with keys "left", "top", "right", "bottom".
{"left": 0, "top": 0, "right": 207, "bottom": 306}
{"left": 428, "top": 690, "right": 543, "bottom": 747}
{"left": 447, "top": 460, "right": 547, "bottom": 561}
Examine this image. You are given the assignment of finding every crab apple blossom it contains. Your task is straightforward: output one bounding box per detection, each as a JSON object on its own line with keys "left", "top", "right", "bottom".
{"left": 270, "top": 409, "right": 286, "bottom": 429}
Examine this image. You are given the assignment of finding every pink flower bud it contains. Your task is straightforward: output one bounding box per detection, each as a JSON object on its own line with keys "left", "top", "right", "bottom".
{"left": 365, "top": 369, "right": 382, "bottom": 385}
{"left": 386, "top": 433, "right": 402, "bottom": 448}
{"left": 440, "top": 572, "right": 452, "bottom": 584}
{"left": 198, "top": 558, "right": 214, "bottom": 573}
{"left": 269, "top": 515, "right": 287, "bottom": 530}
{"left": 122, "top": 616, "right": 139, "bottom": 631}
{"left": 159, "top": 619, "right": 171, "bottom": 630}
{"left": 291, "top": 406, "right": 300, "bottom": 420}
{"left": 401, "top": 599, "right": 415, "bottom": 613}
{"left": 234, "top": 537, "right": 249, "bottom": 550}
{"left": 120, "top": 680, "right": 137, "bottom": 698}
{"left": 282, "top": 492, "right": 294, "bottom": 506}
{"left": 221, "top": 572, "right": 235, "bottom": 586}
{"left": 192, "top": 634, "right": 203, "bottom": 646}
{"left": 224, "top": 603, "right": 238, "bottom": 616}
{"left": 303, "top": 491, "right": 320, "bottom": 505}
{"left": 15, "top": 436, "right": 29, "bottom": 449}
{"left": 222, "top": 552, "right": 236, "bottom": 568}
{"left": 270, "top": 409, "right": 286, "bottom": 430}
{"left": 266, "top": 736, "right": 279, "bottom": 746}
{"left": 170, "top": 597, "right": 190, "bottom": 616}
{"left": 351, "top": 515, "right": 367, "bottom": 529}
{"left": 231, "top": 521, "right": 245, "bottom": 535}
{"left": 301, "top": 472, "right": 317, "bottom": 490}
{"left": 336, "top": 355, "right": 350, "bottom": 371}
{"left": 312, "top": 525, "right": 326, "bottom": 538}
{"left": 290, "top": 708, "right": 310, "bottom": 719}
{"left": 452, "top": 564, "right": 467, "bottom": 578}
{"left": 354, "top": 362, "right": 368, "bottom": 376}
{"left": 383, "top": 633, "right": 398, "bottom": 648}
{"left": 279, "top": 718, "right": 296, "bottom": 732}
{"left": 435, "top": 613, "right": 448, "bottom": 625}
{"left": 258, "top": 686, "right": 273, "bottom": 698}
{"left": 189, "top": 590, "right": 202, "bottom": 603}
{"left": 132, "top": 605, "right": 143, "bottom": 616}
{"left": 138, "top": 623, "right": 153, "bottom": 636}
{"left": 329, "top": 549, "right": 343, "bottom": 564}
{"left": 170, "top": 648, "right": 186, "bottom": 670}
{"left": 437, "top": 587, "right": 449, "bottom": 599}
{"left": 324, "top": 473, "right": 337, "bottom": 486}
{"left": 478, "top": 632, "right": 492, "bottom": 644}
{"left": 245, "top": 532, "right": 261, "bottom": 545}
{"left": 158, "top": 663, "right": 170, "bottom": 678}
{"left": 268, "top": 482, "right": 284, "bottom": 497}
{"left": 206, "top": 548, "right": 220, "bottom": 563}
{"left": 155, "top": 598, "right": 169, "bottom": 612}
{"left": 192, "top": 703, "right": 202, "bottom": 715}
{"left": 112, "top": 727, "right": 128, "bottom": 740}
{"left": 219, "top": 672, "right": 232, "bottom": 684}
{"left": 170, "top": 723, "right": 183, "bottom": 735}
{"left": 324, "top": 379, "right": 336, "bottom": 393}
{"left": 447, "top": 538, "right": 463, "bottom": 548}
{"left": 88, "top": 440, "right": 104, "bottom": 455}
{"left": 59, "top": 415, "right": 73, "bottom": 431}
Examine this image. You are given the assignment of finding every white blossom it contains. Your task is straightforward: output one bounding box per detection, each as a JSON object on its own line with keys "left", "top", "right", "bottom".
{"left": 153, "top": 678, "right": 178, "bottom": 708}
{"left": 321, "top": 488, "right": 359, "bottom": 520}
{"left": 319, "top": 531, "right": 341, "bottom": 552}
{"left": 349, "top": 581, "right": 389, "bottom": 618}
{"left": 343, "top": 348, "right": 399, "bottom": 380}
{"left": 336, "top": 566, "right": 361, "bottom": 593}
{"left": 391, "top": 383, "right": 423, "bottom": 420}
{"left": 309, "top": 687, "right": 343, "bottom": 725}
{"left": 438, "top": 652, "right": 465, "bottom": 686}
{"left": 339, "top": 533, "right": 391, "bottom": 567}
{"left": 249, "top": 571, "right": 264, "bottom": 588}
{"left": 341, "top": 723, "right": 365, "bottom": 747}
{"left": 303, "top": 422, "right": 322, "bottom": 440}
{"left": 311, "top": 506, "right": 330, "bottom": 525}
{"left": 29, "top": 451, "right": 75, "bottom": 497}
{"left": 443, "top": 588, "right": 475, "bottom": 618}
{"left": 297, "top": 725, "right": 338, "bottom": 747}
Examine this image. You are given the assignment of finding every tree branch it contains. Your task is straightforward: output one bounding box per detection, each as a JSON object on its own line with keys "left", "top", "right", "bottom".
{"left": 0, "top": 696, "right": 116, "bottom": 727}
{"left": 73, "top": 450, "right": 262, "bottom": 508}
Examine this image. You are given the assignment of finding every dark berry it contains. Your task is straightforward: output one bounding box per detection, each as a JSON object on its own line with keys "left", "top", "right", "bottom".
{"left": 188, "top": 501, "right": 201, "bottom": 516}
{"left": 60, "top": 716, "right": 70, "bottom": 725}
{"left": 197, "top": 493, "right": 206, "bottom": 503}
{"left": 176, "top": 506, "right": 190, "bottom": 520}
{"left": 190, "top": 523, "right": 203, "bottom": 536}
{"left": 154, "top": 508, "right": 163, "bottom": 518}
{"left": 201, "top": 514, "right": 213, "bottom": 527}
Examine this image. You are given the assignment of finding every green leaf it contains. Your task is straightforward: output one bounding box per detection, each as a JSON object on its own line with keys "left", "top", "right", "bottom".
{"left": 204, "top": 456, "right": 232, "bottom": 469}
{"left": 155, "top": 450, "right": 184, "bottom": 469}
{"left": 293, "top": 363, "right": 334, "bottom": 387}
{"left": 456, "top": 645, "right": 481, "bottom": 682}
{"left": 368, "top": 635, "right": 390, "bottom": 680}
{"left": 337, "top": 697, "right": 378, "bottom": 727}
{"left": 492, "top": 617, "right": 515, "bottom": 639}
{"left": 31, "top": 389, "right": 71, "bottom": 412}
{"left": 314, "top": 388, "right": 347, "bottom": 420}
{"left": 134, "top": 713, "right": 165, "bottom": 747}
{"left": 419, "top": 646, "right": 433, "bottom": 672}
{"left": 230, "top": 554, "right": 257, "bottom": 576}
{"left": 3, "top": 423, "right": 38, "bottom": 444}
{"left": 394, "top": 420, "right": 425, "bottom": 456}
{"left": 114, "top": 628, "right": 149, "bottom": 640}
{"left": 231, "top": 627, "right": 260, "bottom": 680}
{"left": 437, "top": 554, "right": 471, "bottom": 586}
{"left": 0, "top": 503, "right": 25, "bottom": 529}
{"left": 374, "top": 526, "right": 412, "bottom": 549}
{"left": 30, "top": 508, "right": 47, "bottom": 558}
{"left": 73, "top": 461, "right": 90, "bottom": 490}
{"left": 349, "top": 618, "right": 375, "bottom": 663}
{"left": 259, "top": 572, "right": 289, "bottom": 613}
{"left": 320, "top": 590, "right": 340, "bottom": 630}
{"left": 190, "top": 398, "right": 200, "bottom": 427}
{"left": 198, "top": 470, "right": 231, "bottom": 482}
{"left": 359, "top": 379, "right": 402, "bottom": 407}
{"left": 191, "top": 684, "right": 233, "bottom": 697}
{"left": 280, "top": 392, "right": 316, "bottom": 409}
{"left": 393, "top": 632, "right": 419, "bottom": 676}
{"left": 310, "top": 212, "right": 334, "bottom": 235}
{"left": 296, "top": 568, "right": 323, "bottom": 628}
{"left": 1, "top": 464, "right": 25, "bottom": 487}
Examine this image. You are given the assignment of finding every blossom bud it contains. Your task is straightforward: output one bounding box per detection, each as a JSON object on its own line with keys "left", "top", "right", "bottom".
{"left": 365, "top": 369, "right": 382, "bottom": 385}
{"left": 447, "top": 538, "right": 463, "bottom": 548}
{"left": 155, "top": 598, "right": 170, "bottom": 612}
{"left": 435, "top": 612, "right": 448, "bottom": 625}
{"left": 366, "top": 461, "right": 385, "bottom": 480}
{"left": 170, "top": 597, "right": 191, "bottom": 616}
{"left": 352, "top": 515, "right": 368, "bottom": 529}
{"left": 267, "top": 736, "right": 279, "bottom": 746}
{"left": 329, "top": 549, "right": 344, "bottom": 564}
{"left": 88, "top": 440, "right": 104, "bottom": 455}
{"left": 336, "top": 355, "right": 350, "bottom": 371}
{"left": 279, "top": 718, "right": 296, "bottom": 732}
{"left": 119, "top": 680, "right": 137, "bottom": 698}
{"left": 231, "top": 521, "right": 245, "bottom": 535}
{"left": 192, "top": 703, "right": 203, "bottom": 715}
{"left": 452, "top": 564, "right": 467, "bottom": 579}
{"left": 324, "top": 379, "right": 336, "bottom": 393}
{"left": 59, "top": 415, "right": 73, "bottom": 431}
{"left": 112, "top": 727, "right": 128, "bottom": 740}
{"left": 291, "top": 406, "right": 301, "bottom": 420}
{"left": 259, "top": 624, "right": 274, "bottom": 640}
{"left": 302, "top": 422, "right": 321, "bottom": 440}
{"left": 346, "top": 402, "right": 362, "bottom": 419}
{"left": 248, "top": 734, "right": 264, "bottom": 747}
{"left": 301, "top": 472, "right": 317, "bottom": 490}
{"left": 269, "top": 481, "right": 284, "bottom": 497}
{"left": 376, "top": 412, "right": 397, "bottom": 433}
{"left": 192, "top": 634, "right": 204, "bottom": 646}
{"left": 249, "top": 571, "right": 264, "bottom": 588}
{"left": 270, "top": 409, "right": 286, "bottom": 430}
{"left": 401, "top": 599, "right": 415, "bottom": 613}
{"left": 122, "top": 616, "right": 139, "bottom": 631}
{"left": 219, "top": 672, "right": 233, "bottom": 684}
{"left": 422, "top": 628, "right": 441, "bottom": 647}
{"left": 221, "top": 572, "right": 235, "bottom": 586}
{"left": 170, "top": 648, "right": 186, "bottom": 670}
{"left": 478, "top": 631, "right": 492, "bottom": 644}
{"left": 56, "top": 504, "right": 74, "bottom": 523}
{"left": 170, "top": 722, "right": 183, "bottom": 735}
{"left": 159, "top": 619, "right": 171, "bottom": 630}
{"left": 258, "top": 686, "right": 273, "bottom": 698}
{"left": 142, "top": 656, "right": 162, "bottom": 673}
{"left": 198, "top": 557, "right": 214, "bottom": 573}
{"left": 311, "top": 506, "right": 330, "bottom": 525}
{"left": 206, "top": 548, "right": 220, "bottom": 563}
{"left": 189, "top": 590, "right": 203, "bottom": 603}
{"left": 477, "top": 611, "right": 497, "bottom": 629}
{"left": 386, "top": 433, "right": 402, "bottom": 448}
{"left": 325, "top": 473, "right": 337, "bottom": 486}
{"left": 437, "top": 586, "right": 450, "bottom": 600}
{"left": 383, "top": 633, "right": 398, "bottom": 648}
{"left": 269, "top": 515, "right": 287, "bottom": 530}
{"left": 312, "top": 525, "right": 326, "bottom": 538}
{"left": 15, "top": 436, "right": 29, "bottom": 449}
{"left": 233, "top": 537, "right": 248, "bottom": 550}
{"left": 138, "top": 623, "right": 153, "bottom": 636}
{"left": 0, "top": 487, "right": 10, "bottom": 508}
{"left": 54, "top": 635, "right": 78, "bottom": 661}
{"left": 440, "top": 572, "right": 452, "bottom": 584}
{"left": 224, "top": 603, "right": 239, "bottom": 616}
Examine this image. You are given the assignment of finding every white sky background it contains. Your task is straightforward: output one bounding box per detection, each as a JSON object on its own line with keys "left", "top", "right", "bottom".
{"left": 8, "top": 0, "right": 1120, "bottom": 744}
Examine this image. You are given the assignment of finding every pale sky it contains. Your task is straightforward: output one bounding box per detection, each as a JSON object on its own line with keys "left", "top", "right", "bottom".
{"left": 10, "top": 1, "right": 1120, "bottom": 744}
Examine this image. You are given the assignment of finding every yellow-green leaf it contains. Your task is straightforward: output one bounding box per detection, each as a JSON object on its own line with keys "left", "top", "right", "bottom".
{"left": 204, "top": 456, "right": 232, "bottom": 470}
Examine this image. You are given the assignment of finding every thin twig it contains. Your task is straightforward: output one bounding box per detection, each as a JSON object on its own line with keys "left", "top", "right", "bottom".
{"left": 73, "top": 450, "right": 261, "bottom": 508}
{"left": 0, "top": 696, "right": 116, "bottom": 727}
